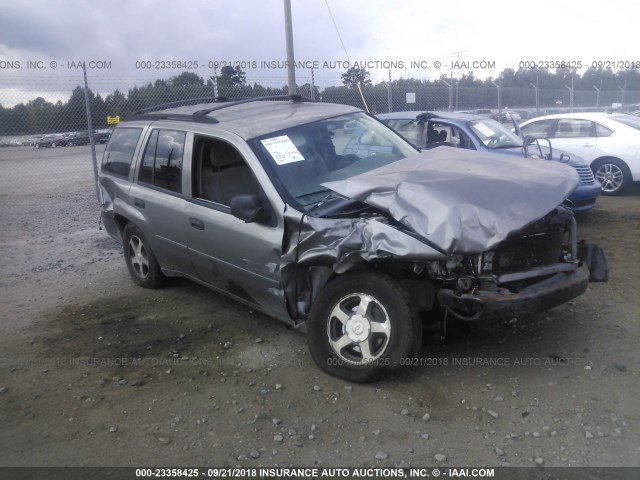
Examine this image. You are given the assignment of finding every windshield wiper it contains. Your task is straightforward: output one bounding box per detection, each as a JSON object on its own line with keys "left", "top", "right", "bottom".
{"left": 295, "top": 189, "right": 331, "bottom": 202}
{"left": 491, "top": 144, "right": 523, "bottom": 149}
{"left": 305, "top": 192, "right": 340, "bottom": 215}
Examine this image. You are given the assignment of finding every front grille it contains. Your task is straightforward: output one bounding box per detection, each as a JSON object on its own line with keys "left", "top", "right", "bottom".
{"left": 574, "top": 164, "right": 595, "bottom": 185}
{"left": 493, "top": 230, "right": 564, "bottom": 274}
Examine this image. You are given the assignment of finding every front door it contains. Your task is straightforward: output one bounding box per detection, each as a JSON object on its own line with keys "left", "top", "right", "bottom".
{"left": 185, "top": 135, "right": 287, "bottom": 318}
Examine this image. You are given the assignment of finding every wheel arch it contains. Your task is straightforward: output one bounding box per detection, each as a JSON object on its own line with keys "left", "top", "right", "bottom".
{"left": 113, "top": 213, "right": 130, "bottom": 236}
{"left": 302, "top": 260, "right": 437, "bottom": 320}
{"left": 591, "top": 155, "right": 628, "bottom": 168}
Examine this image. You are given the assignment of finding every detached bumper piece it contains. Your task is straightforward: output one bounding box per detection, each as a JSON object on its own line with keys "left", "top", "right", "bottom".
{"left": 437, "top": 263, "right": 590, "bottom": 321}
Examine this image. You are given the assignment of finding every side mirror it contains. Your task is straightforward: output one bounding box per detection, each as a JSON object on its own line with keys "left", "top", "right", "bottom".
{"left": 230, "top": 194, "right": 266, "bottom": 223}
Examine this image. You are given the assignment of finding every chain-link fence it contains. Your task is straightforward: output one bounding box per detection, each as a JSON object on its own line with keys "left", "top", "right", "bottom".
{"left": 1, "top": 70, "right": 640, "bottom": 144}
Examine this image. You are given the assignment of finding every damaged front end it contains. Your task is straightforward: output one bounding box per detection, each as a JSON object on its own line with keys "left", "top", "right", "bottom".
{"left": 430, "top": 206, "right": 590, "bottom": 320}
{"left": 284, "top": 148, "right": 595, "bottom": 326}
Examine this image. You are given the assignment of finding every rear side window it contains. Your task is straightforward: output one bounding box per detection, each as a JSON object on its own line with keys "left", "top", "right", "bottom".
{"left": 520, "top": 120, "right": 555, "bottom": 139}
{"left": 138, "top": 129, "right": 186, "bottom": 193}
{"left": 554, "top": 119, "right": 593, "bottom": 138}
{"left": 595, "top": 123, "right": 613, "bottom": 137}
{"left": 101, "top": 127, "right": 143, "bottom": 177}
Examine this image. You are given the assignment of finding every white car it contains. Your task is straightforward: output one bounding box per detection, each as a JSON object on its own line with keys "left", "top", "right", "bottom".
{"left": 502, "top": 110, "right": 521, "bottom": 122}
{"left": 520, "top": 112, "right": 640, "bottom": 195}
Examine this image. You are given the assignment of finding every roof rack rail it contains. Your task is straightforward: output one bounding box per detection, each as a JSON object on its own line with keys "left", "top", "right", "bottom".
{"left": 122, "top": 94, "right": 314, "bottom": 124}
{"left": 192, "top": 94, "right": 314, "bottom": 117}
{"left": 131, "top": 97, "right": 230, "bottom": 116}
{"left": 122, "top": 113, "right": 220, "bottom": 124}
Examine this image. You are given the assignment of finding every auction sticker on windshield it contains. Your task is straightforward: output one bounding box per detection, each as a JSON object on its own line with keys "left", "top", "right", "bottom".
{"left": 472, "top": 122, "right": 495, "bottom": 137}
{"left": 261, "top": 136, "right": 305, "bottom": 165}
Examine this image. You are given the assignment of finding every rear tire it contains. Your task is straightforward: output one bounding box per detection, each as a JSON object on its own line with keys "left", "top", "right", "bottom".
{"left": 307, "top": 273, "right": 422, "bottom": 382}
{"left": 592, "top": 158, "right": 631, "bottom": 196}
{"left": 122, "top": 223, "right": 165, "bottom": 289}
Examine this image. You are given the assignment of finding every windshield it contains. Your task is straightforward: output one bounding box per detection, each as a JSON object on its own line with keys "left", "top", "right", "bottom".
{"left": 611, "top": 114, "right": 640, "bottom": 131}
{"left": 469, "top": 119, "right": 523, "bottom": 149}
{"left": 252, "top": 112, "right": 418, "bottom": 207}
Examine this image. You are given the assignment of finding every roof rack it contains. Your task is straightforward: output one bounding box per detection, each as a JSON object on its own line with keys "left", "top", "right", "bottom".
{"left": 122, "top": 94, "right": 314, "bottom": 124}
{"left": 131, "top": 97, "right": 230, "bottom": 116}
{"left": 192, "top": 94, "right": 314, "bottom": 116}
{"left": 123, "top": 113, "right": 220, "bottom": 124}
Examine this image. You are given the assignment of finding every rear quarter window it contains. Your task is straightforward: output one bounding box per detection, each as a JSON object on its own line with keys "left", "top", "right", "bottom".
{"left": 101, "top": 127, "right": 143, "bottom": 177}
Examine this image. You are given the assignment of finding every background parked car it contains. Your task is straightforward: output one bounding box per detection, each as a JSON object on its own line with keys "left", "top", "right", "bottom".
{"left": 377, "top": 111, "right": 601, "bottom": 211}
{"left": 520, "top": 112, "right": 640, "bottom": 195}
{"left": 94, "top": 129, "right": 112, "bottom": 144}
{"left": 34, "top": 134, "right": 65, "bottom": 148}
{"left": 66, "top": 130, "right": 90, "bottom": 146}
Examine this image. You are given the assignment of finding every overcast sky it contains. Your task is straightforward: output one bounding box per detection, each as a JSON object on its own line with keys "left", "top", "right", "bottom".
{"left": 0, "top": 0, "right": 638, "bottom": 106}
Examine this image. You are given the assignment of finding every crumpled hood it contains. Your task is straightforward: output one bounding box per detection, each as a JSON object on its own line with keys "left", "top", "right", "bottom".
{"left": 322, "top": 148, "right": 579, "bottom": 254}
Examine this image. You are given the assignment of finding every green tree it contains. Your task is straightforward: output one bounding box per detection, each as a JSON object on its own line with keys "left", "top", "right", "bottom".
{"left": 216, "top": 66, "right": 246, "bottom": 88}
{"left": 390, "top": 77, "right": 425, "bottom": 87}
{"left": 104, "top": 89, "right": 128, "bottom": 117}
{"left": 171, "top": 72, "right": 204, "bottom": 87}
{"left": 298, "top": 83, "right": 320, "bottom": 99}
{"left": 458, "top": 71, "right": 483, "bottom": 87}
{"left": 341, "top": 67, "right": 371, "bottom": 89}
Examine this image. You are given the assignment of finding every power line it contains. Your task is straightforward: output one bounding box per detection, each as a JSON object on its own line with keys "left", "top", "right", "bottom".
{"left": 324, "top": 0, "right": 350, "bottom": 63}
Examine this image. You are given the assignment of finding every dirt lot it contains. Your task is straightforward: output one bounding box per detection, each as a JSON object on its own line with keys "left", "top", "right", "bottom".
{"left": 0, "top": 145, "right": 639, "bottom": 469}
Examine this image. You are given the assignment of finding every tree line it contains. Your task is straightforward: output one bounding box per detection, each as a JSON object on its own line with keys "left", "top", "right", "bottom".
{"left": 1, "top": 65, "right": 639, "bottom": 136}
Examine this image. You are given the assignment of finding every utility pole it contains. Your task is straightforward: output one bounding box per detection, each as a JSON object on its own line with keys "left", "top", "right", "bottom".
{"left": 564, "top": 78, "right": 574, "bottom": 113}
{"left": 530, "top": 76, "right": 539, "bottom": 114}
{"left": 310, "top": 67, "right": 315, "bottom": 100}
{"left": 82, "top": 62, "right": 99, "bottom": 205}
{"left": 593, "top": 81, "right": 601, "bottom": 111}
{"left": 387, "top": 69, "right": 392, "bottom": 113}
{"left": 618, "top": 79, "right": 627, "bottom": 108}
{"left": 493, "top": 79, "right": 502, "bottom": 119}
{"left": 442, "top": 79, "right": 453, "bottom": 111}
{"left": 283, "top": 0, "right": 296, "bottom": 95}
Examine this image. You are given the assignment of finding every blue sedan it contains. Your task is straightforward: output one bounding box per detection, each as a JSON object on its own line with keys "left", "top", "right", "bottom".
{"left": 375, "top": 111, "right": 601, "bottom": 212}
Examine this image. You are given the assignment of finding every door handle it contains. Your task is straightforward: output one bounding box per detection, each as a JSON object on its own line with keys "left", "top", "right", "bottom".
{"left": 189, "top": 218, "right": 205, "bottom": 230}
{"left": 582, "top": 143, "right": 595, "bottom": 147}
{"left": 134, "top": 198, "right": 145, "bottom": 209}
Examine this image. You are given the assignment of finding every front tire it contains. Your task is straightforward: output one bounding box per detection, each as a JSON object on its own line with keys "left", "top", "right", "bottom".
{"left": 592, "top": 158, "right": 631, "bottom": 195}
{"left": 122, "top": 223, "right": 165, "bottom": 289}
{"left": 307, "top": 273, "right": 422, "bottom": 382}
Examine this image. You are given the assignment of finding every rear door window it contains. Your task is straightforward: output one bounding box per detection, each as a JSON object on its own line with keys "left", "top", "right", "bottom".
{"left": 553, "top": 119, "right": 593, "bottom": 138}
{"left": 138, "top": 129, "right": 186, "bottom": 193}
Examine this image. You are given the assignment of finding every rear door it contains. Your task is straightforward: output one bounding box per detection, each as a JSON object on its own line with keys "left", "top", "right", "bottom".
{"left": 128, "top": 128, "right": 195, "bottom": 276}
{"left": 548, "top": 118, "right": 598, "bottom": 162}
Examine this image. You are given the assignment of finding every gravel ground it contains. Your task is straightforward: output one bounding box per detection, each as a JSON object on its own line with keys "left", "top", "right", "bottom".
{"left": 0, "top": 145, "right": 639, "bottom": 469}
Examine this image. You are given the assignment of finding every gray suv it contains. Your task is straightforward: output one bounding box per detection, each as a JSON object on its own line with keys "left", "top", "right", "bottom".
{"left": 99, "top": 96, "right": 591, "bottom": 382}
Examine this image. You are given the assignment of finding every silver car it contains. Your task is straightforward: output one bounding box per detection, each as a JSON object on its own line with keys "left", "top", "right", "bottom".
{"left": 99, "top": 96, "right": 592, "bottom": 382}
